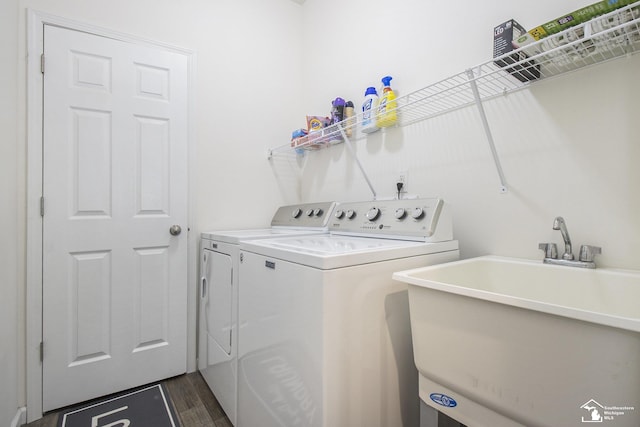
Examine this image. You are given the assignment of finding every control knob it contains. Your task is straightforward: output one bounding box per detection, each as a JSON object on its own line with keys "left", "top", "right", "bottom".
{"left": 345, "top": 209, "right": 356, "bottom": 220}
{"left": 292, "top": 208, "right": 302, "bottom": 218}
{"left": 411, "top": 207, "right": 425, "bottom": 220}
{"left": 395, "top": 208, "right": 407, "bottom": 220}
{"left": 334, "top": 209, "right": 345, "bottom": 219}
{"left": 366, "top": 207, "right": 381, "bottom": 221}
{"left": 313, "top": 208, "right": 323, "bottom": 217}
{"left": 305, "top": 209, "right": 314, "bottom": 217}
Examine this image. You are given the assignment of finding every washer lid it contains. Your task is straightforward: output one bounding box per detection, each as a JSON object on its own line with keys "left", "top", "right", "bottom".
{"left": 240, "top": 234, "right": 459, "bottom": 269}
{"left": 201, "top": 228, "right": 326, "bottom": 245}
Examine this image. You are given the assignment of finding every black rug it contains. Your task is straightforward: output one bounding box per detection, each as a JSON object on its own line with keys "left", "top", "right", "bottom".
{"left": 57, "top": 383, "right": 179, "bottom": 427}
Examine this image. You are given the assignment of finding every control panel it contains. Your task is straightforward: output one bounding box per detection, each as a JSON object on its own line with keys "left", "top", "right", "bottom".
{"left": 270, "top": 201, "right": 337, "bottom": 228}
{"left": 329, "top": 198, "right": 453, "bottom": 242}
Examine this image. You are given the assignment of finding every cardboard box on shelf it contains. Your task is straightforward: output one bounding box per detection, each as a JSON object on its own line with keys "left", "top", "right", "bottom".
{"left": 514, "top": 1, "right": 639, "bottom": 62}
{"left": 527, "top": 0, "right": 635, "bottom": 41}
{"left": 493, "top": 19, "right": 541, "bottom": 82}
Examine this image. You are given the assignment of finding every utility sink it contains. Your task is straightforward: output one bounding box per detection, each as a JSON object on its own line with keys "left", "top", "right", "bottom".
{"left": 393, "top": 256, "right": 640, "bottom": 427}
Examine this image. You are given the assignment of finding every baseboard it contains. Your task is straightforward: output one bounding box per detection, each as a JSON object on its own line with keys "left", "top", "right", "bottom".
{"left": 10, "top": 407, "right": 26, "bottom": 427}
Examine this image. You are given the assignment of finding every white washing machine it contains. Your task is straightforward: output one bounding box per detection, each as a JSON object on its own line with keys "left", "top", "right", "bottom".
{"left": 199, "top": 201, "right": 337, "bottom": 426}
{"left": 237, "top": 198, "right": 460, "bottom": 427}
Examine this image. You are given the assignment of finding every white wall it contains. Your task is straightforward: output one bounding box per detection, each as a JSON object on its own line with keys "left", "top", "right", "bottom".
{"left": 1, "top": 0, "right": 20, "bottom": 423}
{"left": 3, "top": 0, "right": 639, "bottom": 422}
{"left": 295, "top": 0, "right": 640, "bottom": 270}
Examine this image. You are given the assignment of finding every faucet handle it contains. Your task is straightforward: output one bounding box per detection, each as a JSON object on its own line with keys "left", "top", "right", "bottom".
{"left": 579, "top": 245, "right": 601, "bottom": 262}
{"left": 538, "top": 243, "right": 558, "bottom": 259}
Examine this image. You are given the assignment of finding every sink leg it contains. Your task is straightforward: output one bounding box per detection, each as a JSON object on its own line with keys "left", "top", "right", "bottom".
{"left": 420, "top": 400, "right": 468, "bottom": 427}
{"left": 420, "top": 400, "right": 439, "bottom": 427}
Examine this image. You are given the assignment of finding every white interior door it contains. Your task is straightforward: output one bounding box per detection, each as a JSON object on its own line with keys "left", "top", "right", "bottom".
{"left": 42, "top": 24, "right": 189, "bottom": 411}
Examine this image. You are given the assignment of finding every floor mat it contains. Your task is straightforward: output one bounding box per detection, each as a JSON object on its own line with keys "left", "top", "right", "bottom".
{"left": 57, "top": 383, "right": 179, "bottom": 427}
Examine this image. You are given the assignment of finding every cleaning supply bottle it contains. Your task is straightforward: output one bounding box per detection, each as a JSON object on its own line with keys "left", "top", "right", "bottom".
{"left": 376, "top": 76, "right": 398, "bottom": 128}
{"left": 361, "top": 87, "right": 379, "bottom": 134}
{"left": 344, "top": 101, "right": 355, "bottom": 137}
{"left": 330, "top": 97, "right": 345, "bottom": 124}
{"left": 330, "top": 97, "right": 346, "bottom": 142}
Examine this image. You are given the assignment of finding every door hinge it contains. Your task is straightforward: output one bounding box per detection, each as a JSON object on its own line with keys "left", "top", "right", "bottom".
{"left": 40, "top": 53, "right": 45, "bottom": 74}
{"left": 40, "top": 341, "right": 44, "bottom": 362}
{"left": 40, "top": 196, "right": 44, "bottom": 217}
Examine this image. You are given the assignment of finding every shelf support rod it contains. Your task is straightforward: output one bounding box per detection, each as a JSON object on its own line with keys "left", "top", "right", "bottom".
{"left": 466, "top": 68, "right": 508, "bottom": 194}
{"left": 338, "top": 125, "right": 378, "bottom": 200}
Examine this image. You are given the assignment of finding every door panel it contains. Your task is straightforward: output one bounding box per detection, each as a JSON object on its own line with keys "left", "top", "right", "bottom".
{"left": 135, "top": 117, "right": 170, "bottom": 215}
{"left": 42, "top": 24, "right": 189, "bottom": 411}
{"left": 69, "top": 250, "right": 111, "bottom": 366}
{"left": 71, "top": 108, "right": 112, "bottom": 217}
{"left": 132, "top": 246, "right": 170, "bottom": 351}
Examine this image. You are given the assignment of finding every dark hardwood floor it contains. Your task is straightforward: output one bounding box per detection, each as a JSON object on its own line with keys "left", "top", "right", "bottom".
{"left": 24, "top": 372, "right": 232, "bottom": 427}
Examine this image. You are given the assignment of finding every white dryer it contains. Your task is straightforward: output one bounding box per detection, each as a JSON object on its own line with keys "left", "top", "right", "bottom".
{"left": 237, "top": 198, "right": 460, "bottom": 427}
{"left": 199, "top": 201, "right": 336, "bottom": 426}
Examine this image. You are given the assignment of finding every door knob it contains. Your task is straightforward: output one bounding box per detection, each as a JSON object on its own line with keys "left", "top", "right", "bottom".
{"left": 169, "top": 225, "right": 182, "bottom": 236}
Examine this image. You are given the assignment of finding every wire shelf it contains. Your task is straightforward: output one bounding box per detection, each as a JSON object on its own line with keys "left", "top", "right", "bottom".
{"left": 269, "top": 1, "right": 640, "bottom": 157}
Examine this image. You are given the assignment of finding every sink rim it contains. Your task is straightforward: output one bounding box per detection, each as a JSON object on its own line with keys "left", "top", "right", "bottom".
{"left": 393, "top": 255, "right": 640, "bottom": 333}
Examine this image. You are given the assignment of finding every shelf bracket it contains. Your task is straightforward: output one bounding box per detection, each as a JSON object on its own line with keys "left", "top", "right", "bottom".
{"left": 338, "top": 125, "right": 378, "bottom": 200}
{"left": 466, "top": 68, "right": 508, "bottom": 194}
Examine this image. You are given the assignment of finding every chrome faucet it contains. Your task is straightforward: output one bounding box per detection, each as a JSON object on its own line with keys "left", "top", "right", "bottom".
{"left": 539, "top": 216, "right": 601, "bottom": 269}
{"left": 552, "top": 216, "right": 574, "bottom": 260}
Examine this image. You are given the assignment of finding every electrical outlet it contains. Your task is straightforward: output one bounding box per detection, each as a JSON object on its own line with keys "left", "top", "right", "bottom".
{"left": 396, "top": 170, "right": 408, "bottom": 199}
{"left": 397, "top": 170, "right": 407, "bottom": 188}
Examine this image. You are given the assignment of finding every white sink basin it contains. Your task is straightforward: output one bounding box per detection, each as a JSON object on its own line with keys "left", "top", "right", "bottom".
{"left": 393, "top": 255, "right": 640, "bottom": 427}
